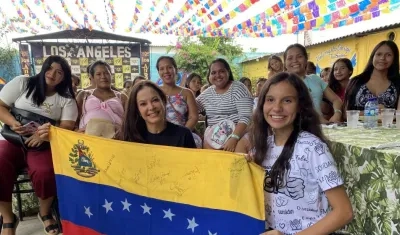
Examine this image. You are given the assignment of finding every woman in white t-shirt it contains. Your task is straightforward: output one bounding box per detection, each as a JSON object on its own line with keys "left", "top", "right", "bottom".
{"left": 236, "top": 72, "right": 353, "bottom": 235}
{"left": 0, "top": 55, "right": 78, "bottom": 235}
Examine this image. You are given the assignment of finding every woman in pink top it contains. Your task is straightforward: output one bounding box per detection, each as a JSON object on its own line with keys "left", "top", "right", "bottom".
{"left": 76, "top": 60, "right": 127, "bottom": 136}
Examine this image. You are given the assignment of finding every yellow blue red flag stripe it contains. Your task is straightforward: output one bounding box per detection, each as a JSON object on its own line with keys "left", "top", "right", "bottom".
{"left": 49, "top": 127, "right": 265, "bottom": 235}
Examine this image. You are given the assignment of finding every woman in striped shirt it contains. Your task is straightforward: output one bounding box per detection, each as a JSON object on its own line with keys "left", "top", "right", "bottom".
{"left": 196, "top": 58, "right": 253, "bottom": 152}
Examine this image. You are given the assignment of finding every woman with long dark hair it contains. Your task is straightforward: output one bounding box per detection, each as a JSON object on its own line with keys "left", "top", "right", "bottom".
{"left": 156, "top": 56, "right": 201, "bottom": 147}
{"left": 0, "top": 55, "right": 78, "bottom": 235}
{"left": 328, "top": 58, "right": 353, "bottom": 101}
{"left": 284, "top": 43, "right": 343, "bottom": 123}
{"left": 117, "top": 80, "right": 196, "bottom": 148}
{"left": 196, "top": 58, "right": 253, "bottom": 151}
{"left": 321, "top": 59, "right": 353, "bottom": 120}
{"left": 344, "top": 40, "right": 400, "bottom": 115}
{"left": 236, "top": 72, "right": 353, "bottom": 235}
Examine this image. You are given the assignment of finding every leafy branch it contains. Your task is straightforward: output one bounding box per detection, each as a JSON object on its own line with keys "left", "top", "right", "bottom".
{"left": 0, "top": 45, "right": 19, "bottom": 80}
{"left": 167, "top": 36, "right": 244, "bottom": 82}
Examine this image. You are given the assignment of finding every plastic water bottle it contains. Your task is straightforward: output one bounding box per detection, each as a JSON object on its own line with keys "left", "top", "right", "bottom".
{"left": 364, "top": 97, "right": 378, "bottom": 129}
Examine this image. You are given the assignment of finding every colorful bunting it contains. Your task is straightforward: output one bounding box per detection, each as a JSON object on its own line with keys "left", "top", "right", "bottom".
{"left": 3, "top": 0, "right": 400, "bottom": 37}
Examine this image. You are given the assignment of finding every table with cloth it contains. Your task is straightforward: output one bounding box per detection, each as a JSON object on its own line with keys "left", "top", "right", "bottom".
{"left": 324, "top": 127, "right": 400, "bottom": 235}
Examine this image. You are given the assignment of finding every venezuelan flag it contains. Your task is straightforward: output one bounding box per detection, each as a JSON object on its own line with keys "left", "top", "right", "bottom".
{"left": 50, "top": 127, "right": 266, "bottom": 235}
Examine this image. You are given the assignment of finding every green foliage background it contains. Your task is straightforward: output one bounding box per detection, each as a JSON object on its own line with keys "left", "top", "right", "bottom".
{"left": 167, "top": 36, "right": 244, "bottom": 82}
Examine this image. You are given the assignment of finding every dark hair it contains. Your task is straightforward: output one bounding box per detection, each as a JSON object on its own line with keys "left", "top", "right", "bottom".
{"left": 257, "top": 77, "right": 267, "bottom": 84}
{"left": 206, "top": 58, "right": 234, "bottom": 82}
{"left": 239, "top": 77, "right": 251, "bottom": 84}
{"left": 250, "top": 72, "right": 329, "bottom": 191}
{"left": 307, "top": 61, "right": 316, "bottom": 73}
{"left": 328, "top": 58, "right": 353, "bottom": 94}
{"left": 185, "top": 73, "right": 202, "bottom": 97}
{"left": 344, "top": 40, "right": 400, "bottom": 110}
{"left": 26, "top": 55, "right": 75, "bottom": 106}
{"left": 123, "top": 80, "right": 132, "bottom": 89}
{"left": 72, "top": 74, "right": 81, "bottom": 84}
{"left": 320, "top": 67, "right": 331, "bottom": 77}
{"left": 118, "top": 81, "right": 167, "bottom": 143}
{"left": 89, "top": 60, "right": 112, "bottom": 77}
{"left": 132, "top": 75, "right": 146, "bottom": 87}
{"left": 268, "top": 55, "right": 283, "bottom": 71}
{"left": 283, "top": 43, "right": 308, "bottom": 61}
{"left": 156, "top": 56, "right": 178, "bottom": 71}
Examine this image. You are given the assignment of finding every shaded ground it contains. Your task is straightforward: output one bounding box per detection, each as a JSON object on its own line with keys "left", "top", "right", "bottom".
{"left": 16, "top": 216, "right": 63, "bottom": 235}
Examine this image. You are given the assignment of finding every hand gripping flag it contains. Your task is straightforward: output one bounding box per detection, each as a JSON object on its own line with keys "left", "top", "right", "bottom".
{"left": 50, "top": 127, "right": 266, "bottom": 235}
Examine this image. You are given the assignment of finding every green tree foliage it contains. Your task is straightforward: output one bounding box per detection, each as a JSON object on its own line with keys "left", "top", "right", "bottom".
{"left": 167, "top": 37, "right": 244, "bottom": 82}
{"left": 0, "top": 45, "right": 19, "bottom": 80}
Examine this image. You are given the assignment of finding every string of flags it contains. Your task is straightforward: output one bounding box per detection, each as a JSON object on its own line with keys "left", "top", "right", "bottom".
{"left": 1, "top": 0, "right": 400, "bottom": 37}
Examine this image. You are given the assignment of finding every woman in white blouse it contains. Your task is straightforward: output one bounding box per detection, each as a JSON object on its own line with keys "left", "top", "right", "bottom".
{"left": 0, "top": 55, "right": 78, "bottom": 235}
{"left": 196, "top": 58, "right": 253, "bottom": 152}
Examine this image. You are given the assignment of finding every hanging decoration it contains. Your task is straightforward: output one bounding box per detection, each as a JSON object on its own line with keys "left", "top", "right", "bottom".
{"left": 2, "top": 0, "right": 400, "bottom": 38}
{"left": 59, "top": 0, "right": 84, "bottom": 29}
{"left": 0, "top": 6, "right": 28, "bottom": 34}
{"left": 107, "top": 0, "right": 117, "bottom": 31}
{"left": 151, "top": 0, "right": 204, "bottom": 34}
{"left": 125, "top": 0, "right": 142, "bottom": 32}
{"left": 11, "top": 0, "right": 40, "bottom": 34}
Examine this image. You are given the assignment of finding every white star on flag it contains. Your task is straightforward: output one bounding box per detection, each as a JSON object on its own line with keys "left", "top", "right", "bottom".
{"left": 162, "top": 208, "right": 175, "bottom": 221}
{"left": 84, "top": 206, "right": 93, "bottom": 218}
{"left": 187, "top": 217, "right": 199, "bottom": 233}
{"left": 102, "top": 199, "right": 113, "bottom": 213}
{"left": 121, "top": 198, "right": 132, "bottom": 212}
{"left": 141, "top": 203, "right": 152, "bottom": 215}
{"left": 208, "top": 231, "right": 217, "bottom": 235}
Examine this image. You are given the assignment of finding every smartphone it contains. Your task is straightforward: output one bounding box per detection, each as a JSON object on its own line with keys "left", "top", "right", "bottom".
{"left": 21, "top": 121, "right": 40, "bottom": 134}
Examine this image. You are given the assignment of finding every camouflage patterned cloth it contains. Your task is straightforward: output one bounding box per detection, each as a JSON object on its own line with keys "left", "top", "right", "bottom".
{"left": 324, "top": 127, "right": 400, "bottom": 235}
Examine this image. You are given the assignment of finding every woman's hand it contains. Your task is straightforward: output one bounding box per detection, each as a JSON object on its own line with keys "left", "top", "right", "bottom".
{"left": 222, "top": 137, "right": 238, "bottom": 152}
{"left": 244, "top": 153, "right": 254, "bottom": 162}
{"left": 24, "top": 132, "right": 43, "bottom": 147}
{"left": 260, "top": 230, "right": 284, "bottom": 235}
{"left": 329, "top": 112, "right": 342, "bottom": 123}
{"left": 75, "top": 128, "right": 85, "bottom": 133}
{"left": 10, "top": 121, "right": 29, "bottom": 136}
{"left": 37, "top": 123, "right": 51, "bottom": 141}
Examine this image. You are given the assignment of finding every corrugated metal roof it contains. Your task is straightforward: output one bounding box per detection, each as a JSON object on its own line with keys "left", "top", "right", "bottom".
{"left": 239, "top": 53, "right": 271, "bottom": 63}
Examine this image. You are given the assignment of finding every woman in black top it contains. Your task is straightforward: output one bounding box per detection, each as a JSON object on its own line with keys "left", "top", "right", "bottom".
{"left": 344, "top": 40, "right": 400, "bottom": 115}
{"left": 117, "top": 80, "right": 196, "bottom": 148}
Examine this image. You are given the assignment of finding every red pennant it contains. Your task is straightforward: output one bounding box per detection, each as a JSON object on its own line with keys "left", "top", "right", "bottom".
{"left": 250, "top": 0, "right": 259, "bottom": 4}
{"left": 288, "top": 12, "right": 294, "bottom": 19}
{"left": 272, "top": 4, "right": 280, "bottom": 12}
{"left": 349, "top": 4, "right": 359, "bottom": 13}
{"left": 201, "top": 8, "right": 206, "bottom": 13}
{"left": 293, "top": 16, "right": 299, "bottom": 24}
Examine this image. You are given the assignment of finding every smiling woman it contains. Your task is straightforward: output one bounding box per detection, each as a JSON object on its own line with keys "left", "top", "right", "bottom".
{"left": 196, "top": 58, "right": 253, "bottom": 152}
{"left": 76, "top": 60, "right": 127, "bottom": 138}
{"left": 0, "top": 55, "right": 78, "bottom": 235}
{"left": 344, "top": 40, "right": 400, "bottom": 114}
{"left": 117, "top": 80, "right": 196, "bottom": 149}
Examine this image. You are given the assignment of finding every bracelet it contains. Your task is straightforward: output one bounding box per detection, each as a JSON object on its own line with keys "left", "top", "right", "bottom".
{"left": 334, "top": 109, "right": 342, "bottom": 114}
{"left": 229, "top": 134, "right": 240, "bottom": 140}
